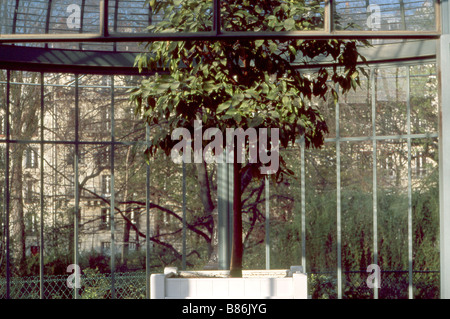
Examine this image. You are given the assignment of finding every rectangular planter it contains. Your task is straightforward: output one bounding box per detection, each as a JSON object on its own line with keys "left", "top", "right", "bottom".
{"left": 150, "top": 266, "right": 307, "bottom": 299}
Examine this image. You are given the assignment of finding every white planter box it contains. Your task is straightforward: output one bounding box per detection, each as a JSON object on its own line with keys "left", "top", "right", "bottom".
{"left": 150, "top": 266, "right": 307, "bottom": 299}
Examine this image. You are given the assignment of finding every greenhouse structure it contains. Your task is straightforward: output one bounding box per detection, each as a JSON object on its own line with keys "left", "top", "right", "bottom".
{"left": 0, "top": 0, "right": 448, "bottom": 299}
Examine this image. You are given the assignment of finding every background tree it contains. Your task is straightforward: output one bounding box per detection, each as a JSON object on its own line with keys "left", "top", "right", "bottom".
{"left": 131, "top": 0, "right": 368, "bottom": 277}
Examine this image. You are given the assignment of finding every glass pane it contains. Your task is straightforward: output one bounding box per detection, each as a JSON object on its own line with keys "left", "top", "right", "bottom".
{"left": 112, "top": 143, "right": 146, "bottom": 272}
{"left": 78, "top": 74, "right": 112, "bottom": 142}
{"left": 410, "top": 64, "right": 438, "bottom": 135}
{"left": 9, "top": 71, "right": 42, "bottom": 141}
{"left": 10, "top": 0, "right": 49, "bottom": 35}
{"left": 340, "top": 71, "right": 372, "bottom": 137}
{"left": 269, "top": 146, "right": 304, "bottom": 270}
{"left": 411, "top": 137, "right": 439, "bottom": 298}
{"left": 7, "top": 142, "right": 42, "bottom": 282}
{"left": 114, "top": 75, "right": 145, "bottom": 143}
{"left": 44, "top": 73, "right": 76, "bottom": 142}
{"left": 333, "top": 0, "right": 437, "bottom": 32}
{"left": 305, "top": 144, "right": 337, "bottom": 298}
{"left": 42, "top": 143, "right": 75, "bottom": 280}
{"left": 340, "top": 141, "right": 374, "bottom": 299}
{"left": 315, "top": 89, "right": 337, "bottom": 139}
{"left": 0, "top": 0, "right": 16, "bottom": 35}
{"left": 129, "top": 0, "right": 213, "bottom": 34}
{"left": 376, "top": 139, "right": 409, "bottom": 298}
{"left": 375, "top": 67, "right": 407, "bottom": 136}
{"left": 108, "top": 0, "right": 152, "bottom": 34}
{"left": 222, "top": 0, "right": 325, "bottom": 32}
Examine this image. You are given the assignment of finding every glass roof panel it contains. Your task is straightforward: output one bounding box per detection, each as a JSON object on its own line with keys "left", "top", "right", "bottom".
{"left": 0, "top": 0, "right": 440, "bottom": 51}
{"left": 108, "top": 0, "right": 153, "bottom": 33}
{"left": 334, "top": 0, "right": 437, "bottom": 32}
{"left": 221, "top": 0, "right": 326, "bottom": 32}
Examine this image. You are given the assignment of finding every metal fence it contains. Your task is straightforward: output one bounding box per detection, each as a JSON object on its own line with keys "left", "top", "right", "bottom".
{"left": 0, "top": 270, "right": 439, "bottom": 299}
{"left": 309, "top": 270, "right": 440, "bottom": 299}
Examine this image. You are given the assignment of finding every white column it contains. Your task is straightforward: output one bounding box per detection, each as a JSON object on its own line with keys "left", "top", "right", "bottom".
{"left": 439, "top": 35, "right": 450, "bottom": 299}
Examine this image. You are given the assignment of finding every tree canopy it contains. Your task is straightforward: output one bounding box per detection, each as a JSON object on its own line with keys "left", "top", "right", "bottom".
{"left": 130, "top": 0, "right": 369, "bottom": 276}
{"left": 130, "top": 0, "right": 368, "bottom": 181}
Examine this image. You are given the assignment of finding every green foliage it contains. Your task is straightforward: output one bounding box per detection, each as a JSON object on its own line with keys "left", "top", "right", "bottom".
{"left": 130, "top": 0, "right": 368, "bottom": 181}
{"left": 80, "top": 268, "right": 111, "bottom": 299}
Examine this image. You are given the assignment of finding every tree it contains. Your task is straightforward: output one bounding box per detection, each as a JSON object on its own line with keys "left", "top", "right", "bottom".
{"left": 130, "top": 0, "right": 368, "bottom": 277}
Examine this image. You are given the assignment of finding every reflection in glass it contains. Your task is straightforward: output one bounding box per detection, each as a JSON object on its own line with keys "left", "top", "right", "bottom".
{"left": 222, "top": 0, "right": 325, "bottom": 32}
{"left": 334, "top": 0, "right": 437, "bottom": 32}
{"left": 375, "top": 67, "right": 407, "bottom": 136}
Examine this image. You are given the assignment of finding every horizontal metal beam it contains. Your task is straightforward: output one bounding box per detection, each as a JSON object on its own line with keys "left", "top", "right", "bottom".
{"left": 0, "top": 30, "right": 441, "bottom": 44}
{"left": 0, "top": 38, "right": 437, "bottom": 76}
{"left": 0, "top": 44, "right": 156, "bottom": 75}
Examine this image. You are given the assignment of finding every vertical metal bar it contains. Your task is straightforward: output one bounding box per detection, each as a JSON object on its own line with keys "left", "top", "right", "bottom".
{"left": 435, "top": 0, "right": 442, "bottom": 34}
{"left": 45, "top": 0, "right": 53, "bottom": 33}
{"left": 325, "top": 0, "right": 333, "bottom": 34}
{"left": 218, "top": 156, "right": 231, "bottom": 270}
{"left": 336, "top": 85, "right": 342, "bottom": 299}
{"left": 113, "top": 0, "right": 119, "bottom": 51}
{"left": 213, "top": 0, "right": 221, "bottom": 35}
{"left": 39, "top": 72, "right": 45, "bottom": 299}
{"left": 12, "top": 0, "right": 20, "bottom": 34}
{"left": 439, "top": 2, "right": 450, "bottom": 297}
{"left": 228, "top": 158, "right": 234, "bottom": 263}
{"left": 74, "top": 74, "right": 80, "bottom": 299}
{"left": 371, "top": 67, "right": 379, "bottom": 299}
{"left": 265, "top": 177, "right": 270, "bottom": 270}
{"left": 100, "top": 0, "right": 109, "bottom": 37}
{"left": 44, "top": 0, "right": 52, "bottom": 49}
{"left": 300, "top": 137, "right": 306, "bottom": 271}
{"left": 182, "top": 162, "right": 187, "bottom": 270}
{"left": 439, "top": 34, "right": 450, "bottom": 300}
{"left": 5, "top": 70, "right": 11, "bottom": 299}
{"left": 406, "top": 66, "right": 414, "bottom": 299}
{"left": 145, "top": 123, "right": 151, "bottom": 299}
{"left": 399, "top": 0, "right": 406, "bottom": 31}
{"left": 79, "top": 0, "right": 86, "bottom": 51}
{"left": 110, "top": 75, "right": 116, "bottom": 299}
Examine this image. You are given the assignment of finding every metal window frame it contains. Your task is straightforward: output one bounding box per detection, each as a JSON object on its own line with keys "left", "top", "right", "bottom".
{"left": 0, "top": 62, "right": 440, "bottom": 300}
{"left": 0, "top": 0, "right": 445, "bottom": 301}
{"left": 0, "top": 0, "right": 442, "bottom": 44}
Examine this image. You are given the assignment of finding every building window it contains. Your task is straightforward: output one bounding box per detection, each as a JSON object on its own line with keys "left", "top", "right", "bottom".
{"left": 25, "top": 148, "right": 38, "bottom": 169}
{"left": 131, "top": 208, "right": 140, "bottom": 226}
{"left": 100, "top": 207, "right": 110, "bottom": 229}
{"left": 96, "top": 148, "right": 110, "bottom": 169}
{"left": 0, "top": 115, "right": 4, "bottom": 136}
{"left": 384, "top": 154, "right": 396, "bottom": 179}
{"left": 25, "top": 179, "right": 34, "bottom": 203}
{"left": 27, "top": 211, "right": 38, "bottom": 235}
{"left": 415, "top": 152, "right": 427, "bottom": 178}
{"left": 102, "top": 175, "right": 111, "bottom": 196}
{"left": 101, "top": 241, "right": 111, "bottom": 255}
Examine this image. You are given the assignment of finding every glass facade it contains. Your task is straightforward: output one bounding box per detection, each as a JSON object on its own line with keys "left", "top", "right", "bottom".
{"left": 0, "top": 0, "right": 445, "bottom": 300}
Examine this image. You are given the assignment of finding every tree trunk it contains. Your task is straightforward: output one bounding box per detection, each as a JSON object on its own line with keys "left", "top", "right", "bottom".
{"left": 11, "top": 145, "right": 26, "bottom": 274}
{"left": 121, "top": 146, "right": 133, "bottom": 268}
{"left": 230, "top": 159, "right": 243, "bottom": 278}
{"left": 195, "top": 162, "right": 217, "bottom": 269}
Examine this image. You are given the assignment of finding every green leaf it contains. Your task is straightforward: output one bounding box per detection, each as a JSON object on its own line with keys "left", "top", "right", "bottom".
{"left": 288, "top": 45, "right": 297, "bottom": 57}
{"left": 249, "top": 116, "right": 264, "bottom": 127}
{"left": 232, "top": 92, "right": 245, "bottom": 107}
{"left": 255, "top": 40, "right": 264, "bottom": 48}
{"left": 284, "top": 18, "right": 295, "bottom": 30}
{"left": 217, "top": 100, "right": 232, "bottom": 113}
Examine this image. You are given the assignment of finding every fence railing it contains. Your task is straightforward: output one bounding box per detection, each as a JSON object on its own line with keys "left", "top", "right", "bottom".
{"left": 0, "top": 270, "right": 440, "bottom": 299}
{"left": 309, "top": 270, "right": 440, "bottom": 299}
